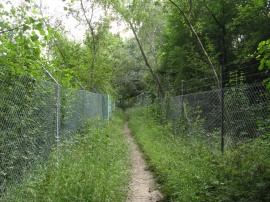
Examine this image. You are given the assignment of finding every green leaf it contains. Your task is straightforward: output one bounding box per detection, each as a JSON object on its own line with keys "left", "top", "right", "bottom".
{"left": 24, "top": 43, "right": 30, "bottom": 50}
{"left": 11, "top": 7, "right": 15, "bottom": 15}
{"left": 259, "top": 61, "right": 264, "bottom": 70}
{"left": 30, "top": 34, "right": 39, "bottom": 42}
{"left": 267, "top": 82, "right": 270, "bottom": 89}
{"left": 30, "top": 17, "right": 36, "bottom": 23}
{"left": 258, "top": 41, "right": 266, "bottom": 49}
{"left": 32, "top": 9, "right": 38, "bottom": 14}
{"left": 44, "top": 35, "right": 50, "bottom": 40}
{"left": 34, "top": 40, "right": 40, "bottom": 46}
{"left": 23, "top": 25, "right": 30, "bottom": 31}
{"left": 36, "top": 22, "right": 43, "bottom": 30}
{"left": 266, "top": 60, "right": 270, "bottom": 69}
{"left": 38, "top": 29, "right": 46, "bottom": 36}
{"left": 48, "top": 28, "right": 54, "bottom": 35}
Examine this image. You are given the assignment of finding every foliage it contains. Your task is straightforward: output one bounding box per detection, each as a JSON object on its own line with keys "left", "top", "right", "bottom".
{"left": 0, "top": 0, "right": 52, "bottom": 78}
{"left": 257, "top": 39, "right": 270, "bottom": 88}
{"left": 258, "top": 39, "right": 270, "bottom": 71}
{"left": 111, "top": 38, "right": 147, "bottom": 102}
{"left": 127, "top": 106, "right": 270, "bottom": 202}
{"left": 103, "top": 0, "right": 166, "bottom": 97}
{"left": 3, "top": 110, "right": 130, "bottom": 202}
{"left": 1, "top": 0, "right": 270, "bottom": 98}
{"left": 158, "top": 0, "right": 270, "bottom": 94}
{"left": 0, "top": 0, "right": 130, "bottom": 94}
{"left": 0, "top": 74, "right": 56, "bottom": 195}
{"left": 215, "top": 135, "right": 270, "bottom": 202}
{"left": 45, "top": 18, "right": 125, "bottom": 93}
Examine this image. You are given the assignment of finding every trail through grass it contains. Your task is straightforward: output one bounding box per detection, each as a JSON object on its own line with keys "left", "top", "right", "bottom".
{"left": 127, "top": 106, "right": 270, "bottom": 202}
{"left": 124, "top": 122, "right": 163, "bottom": 202}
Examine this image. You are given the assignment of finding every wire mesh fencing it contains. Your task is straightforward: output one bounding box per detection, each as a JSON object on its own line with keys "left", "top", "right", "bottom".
{"left": 222, "top": 83, "right": 270, "bottom": 149}
{"left": 0, "top": 73, "right": 112, "bottom": 198}
{"left": 158, "top": 82, "right": 270, "bottom": 151}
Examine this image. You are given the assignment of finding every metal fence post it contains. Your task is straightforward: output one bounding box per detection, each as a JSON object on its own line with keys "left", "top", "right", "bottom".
{"left": 101, "top": 94, "right": 105, "bottom": 122}
{"left": 220, "top": 65, "right": 225, "bottom": 153}
{"left": 44, "top": 68, "right": 60, "bottom": 150}
{"left": 108, "top": 95, "right": 110, "bottom": 124}
{"left": 55, "top": 84, "right": 60, "bottom": 149}
{"left": 74, "top": 78, "right": 86, "bottom": 119}
{"left": 181, "top": 80, "right": 184, "bottom": 112}
{"left": 82, "top": 90, "right": 86, "bottom": 119}
{"left": 181, "top": 80, "right": 192, "bottom": 137}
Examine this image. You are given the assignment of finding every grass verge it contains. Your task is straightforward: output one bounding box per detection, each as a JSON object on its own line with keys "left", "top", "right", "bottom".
{"left": 127, "top": 106, "right": 270, "bottom": 202}
{"left": 3, "top": 109, "right": 129, "bottom": 202}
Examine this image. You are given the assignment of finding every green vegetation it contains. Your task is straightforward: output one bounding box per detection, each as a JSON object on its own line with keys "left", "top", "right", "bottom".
{"left": 1, "top": 0, "right": 269, "bottom": 99}
{"left": 128, "top": 106, "right": 270, "bottom": 202}
{"left": 1, "top": 0, "right": 270, "bottom": 201}
{"left": 3, "top": 110, "right": 129, "bottom": 202}
{"left": 257, "top": 39, "right": 270, "bottom": 89}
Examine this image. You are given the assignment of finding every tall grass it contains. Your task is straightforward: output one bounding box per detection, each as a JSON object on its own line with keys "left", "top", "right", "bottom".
{"left": 127, "top": 106, "right": 270, "bottom": 202}
{"left": 3, "top": 110, "right": 130, "bottom": 202}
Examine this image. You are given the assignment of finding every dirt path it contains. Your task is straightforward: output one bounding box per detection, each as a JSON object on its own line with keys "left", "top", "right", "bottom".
{"left": 124, "top": 122, "right": 163, "bottom": 202}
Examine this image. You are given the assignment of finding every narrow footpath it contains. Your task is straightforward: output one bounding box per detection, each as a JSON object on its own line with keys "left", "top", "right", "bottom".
{"left": 124, "top": 123, "right": 163, "bottom": 202}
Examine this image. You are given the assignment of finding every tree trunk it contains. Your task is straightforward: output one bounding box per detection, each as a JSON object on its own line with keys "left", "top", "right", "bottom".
{"left": 80, "top": 0, "right": 97, "bottom": 91}
{"left": 129, "top": 22, "right": 164, "bottom": 98}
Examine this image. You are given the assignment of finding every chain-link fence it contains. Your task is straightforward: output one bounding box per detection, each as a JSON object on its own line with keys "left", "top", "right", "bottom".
{"left": 154, "top": 83, "right": 270, "bottom": 152}
{"left": 162, "top": 82, "right": 270, "bottom": 151}
{"left": 0, "top": 73, "right": 112, "bottom": 198}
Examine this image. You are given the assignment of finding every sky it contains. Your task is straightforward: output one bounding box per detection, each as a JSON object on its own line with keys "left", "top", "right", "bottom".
{"left": 41, "top": 0, "right": 86, "bottom": 40}
{"left": 5, "top": 0, "right": 132, "bottom": 41}
{"left": 41, "top": 0, "right": 132, "bottom": 40}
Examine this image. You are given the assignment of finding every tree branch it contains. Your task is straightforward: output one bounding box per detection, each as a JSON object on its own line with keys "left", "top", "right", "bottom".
{"left": 188, "top": 0, "right": 192, "bottom": 19}
{"left": 80, "top": 0, "right": 98, "bottom": 89}
{"left": 129, "top": 22, "right": 164, "bottom": 98}
{"left": 168, "top": 0, "right": 220, "bottom": 89}
{"left": 0, "top": 24, "right": 25, "bottom": 34}
{"left": 203, "top": 0, "right": 228, "bottom": 65}
{"left": 202, "top": 0, "right": 223, "bottom": 28}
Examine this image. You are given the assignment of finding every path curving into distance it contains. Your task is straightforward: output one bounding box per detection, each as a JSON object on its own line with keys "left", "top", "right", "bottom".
{"left": 124, "top": 123, "right": 163, "bottom": 202}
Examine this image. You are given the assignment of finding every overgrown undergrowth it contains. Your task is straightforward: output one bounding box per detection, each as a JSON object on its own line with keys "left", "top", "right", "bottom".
{"left": 127, "top": 106, "right": 270, "bottom": 202}
{"left": 3, "top": 110, "right": 129, "bottom": 202}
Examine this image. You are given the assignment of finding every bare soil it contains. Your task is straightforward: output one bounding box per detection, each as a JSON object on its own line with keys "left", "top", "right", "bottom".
{"left": 124, "top": 122, "right": 163, "bottom": 202}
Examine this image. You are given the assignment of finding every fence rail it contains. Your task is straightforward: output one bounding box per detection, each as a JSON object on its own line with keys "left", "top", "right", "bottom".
{"left": 0, "top": 74, "right": 112, "bottom": 198}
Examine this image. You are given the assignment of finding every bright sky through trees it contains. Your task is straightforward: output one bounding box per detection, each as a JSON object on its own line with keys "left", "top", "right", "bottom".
{"left": 44, "top": 0, "right": 132, "bottom": 40}
{"left": 5, "top": 0, "right": 131, "bottom": 40}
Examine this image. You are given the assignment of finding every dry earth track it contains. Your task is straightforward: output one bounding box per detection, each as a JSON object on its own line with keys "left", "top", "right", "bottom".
{"left": 124, "top": 122, "right": 163, "bottom": 202}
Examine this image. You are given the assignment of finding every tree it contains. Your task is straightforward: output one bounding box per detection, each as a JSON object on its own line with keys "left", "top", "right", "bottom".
{"left": 159, "top": 0, "right": 270, "bottom": 94}
{"left": 103, "top": 0, "right": 165, "bottom": 98}
{"left": 0, "top": 0, "right": 51, "bottom": 77}
{"left": 111, "top": 38, "right": 147, "bottom": 101}
{"left": 168, "top": 0, "right": 220, "bottom": 89}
